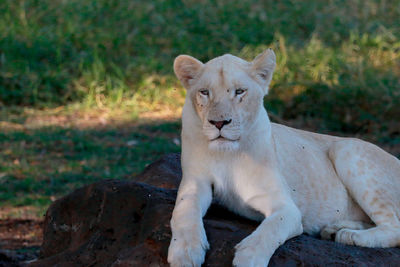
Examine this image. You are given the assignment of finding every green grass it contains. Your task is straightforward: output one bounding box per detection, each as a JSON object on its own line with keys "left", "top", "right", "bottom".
{"left": 0, "top": 0, "right": 399, "bottom": 217}
{"left": 0, "top": 121, "right": 181, "bottom": 216}
{"left": 1, "top": 0, "right": 399, "bottom": 135}
{"left": 1, "top": 0, "right": 399, "bottom": 108}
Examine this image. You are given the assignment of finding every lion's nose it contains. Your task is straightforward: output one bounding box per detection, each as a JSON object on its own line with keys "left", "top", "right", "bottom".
{"left": 209, "top": 119, "right": 232, "bottom": 130}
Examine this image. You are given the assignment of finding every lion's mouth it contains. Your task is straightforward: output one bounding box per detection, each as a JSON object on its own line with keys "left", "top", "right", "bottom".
{"left": 211, "top": 135, "right": 238, "bottom": 142}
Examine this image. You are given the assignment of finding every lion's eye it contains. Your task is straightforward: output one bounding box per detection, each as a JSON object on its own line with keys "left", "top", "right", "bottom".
{"left": 235, "top": 88, "right": 246, "bottom": 95}
{"left": 199, "top": 89, "right": 209, "bottom": 96}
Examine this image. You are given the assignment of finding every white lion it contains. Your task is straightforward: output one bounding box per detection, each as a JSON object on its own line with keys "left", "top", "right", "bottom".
{"left": 167, "top": 48, "right": 400, "bottom": 267}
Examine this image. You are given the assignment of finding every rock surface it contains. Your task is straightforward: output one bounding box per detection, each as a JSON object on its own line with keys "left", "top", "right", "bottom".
{"left": 30, "top": 153, "right": 400, "bottom": 266}
{"left": 135, "top": 153, "right": 182, "bottom": 189}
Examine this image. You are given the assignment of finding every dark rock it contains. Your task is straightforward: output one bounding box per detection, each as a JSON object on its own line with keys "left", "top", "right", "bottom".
{"left": 0, "top": 249, "right": 21, "bottom": 267}
{"left": 135, "top": 153, "right": 182, "bottom": 189}
{"left": 30, "top": 153, "right": 400, "bottom": 266}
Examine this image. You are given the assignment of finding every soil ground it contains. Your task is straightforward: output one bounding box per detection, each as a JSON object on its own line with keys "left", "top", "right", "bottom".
{"left": 0, "top": 219, "right": 42, "bottom": 264}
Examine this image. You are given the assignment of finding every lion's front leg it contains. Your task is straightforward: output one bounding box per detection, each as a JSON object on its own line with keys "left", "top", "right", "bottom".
{"left": 168, "top": 178, "right": 212, "bottom": 267}
{"left": 233, "top": 200, "right": 303, "bottom": 267}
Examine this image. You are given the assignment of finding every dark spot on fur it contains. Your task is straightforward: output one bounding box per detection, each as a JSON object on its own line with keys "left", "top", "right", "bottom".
{"left": 336, "top": 210, "right": 340, "bottom": 212}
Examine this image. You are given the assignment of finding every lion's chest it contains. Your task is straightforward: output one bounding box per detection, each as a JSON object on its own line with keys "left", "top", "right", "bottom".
{"left": 209, "top": 161, "right": 265, "bottom": 221}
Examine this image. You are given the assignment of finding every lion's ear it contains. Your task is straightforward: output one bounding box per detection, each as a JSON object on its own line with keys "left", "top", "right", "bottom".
{"left": 174, "top": 55, "right": 204, "bottom": 88}
{"left": 251, "top": 48, "right": 276, "bottom": 95}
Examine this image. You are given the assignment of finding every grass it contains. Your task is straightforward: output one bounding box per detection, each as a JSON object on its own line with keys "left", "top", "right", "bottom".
{"left": 0, "top": 0, "right": 399, "bottom": 218}
{"left": 0, "top": 118, "right": 181, "bottom": 218}
{"left": 1, "top": 0, "right": 399, "bottom": 109}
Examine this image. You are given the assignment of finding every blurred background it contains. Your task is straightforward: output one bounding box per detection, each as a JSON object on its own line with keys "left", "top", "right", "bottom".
{"left": 0, "top": 0, "right": 399, "bottom": 258}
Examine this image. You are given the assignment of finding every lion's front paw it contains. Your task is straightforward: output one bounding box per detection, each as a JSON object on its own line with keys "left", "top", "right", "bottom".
{"left": 168, "top": 227, "right": 209, "bottom": 267}
{"left": 233, "top": 236, "right": 270, "bottom": 267}
{"left": 168, "top": 238, "right": 208, "bottom": 267}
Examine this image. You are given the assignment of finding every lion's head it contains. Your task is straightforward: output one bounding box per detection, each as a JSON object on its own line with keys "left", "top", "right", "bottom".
{"left": 174, "top": 49, "right": 276, "bottom": 151}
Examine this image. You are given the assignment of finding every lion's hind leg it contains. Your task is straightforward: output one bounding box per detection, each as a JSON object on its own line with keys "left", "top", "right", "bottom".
{"left": 328, "top": 139, "right": 400, "bottom": 247}
{"left": 321, "top": 220, "right": 372, "bottom": 240}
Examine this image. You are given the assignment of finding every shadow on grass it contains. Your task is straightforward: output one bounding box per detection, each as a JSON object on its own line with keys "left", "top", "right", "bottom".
{"left": 0, "top": 120, "right": 181, "bottom": 216}
{"left": 0, "top": 108, "right": 399, "bottom": 219}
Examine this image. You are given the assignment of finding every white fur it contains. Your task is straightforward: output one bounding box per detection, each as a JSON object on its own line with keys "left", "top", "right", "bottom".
{"left": 168, "top": 50, "right": 400, "bottom": 267}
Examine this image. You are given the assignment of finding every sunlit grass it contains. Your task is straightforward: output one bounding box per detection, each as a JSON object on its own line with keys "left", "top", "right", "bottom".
{"left": 1, "top": 0, "right": 399, "bottom": 108}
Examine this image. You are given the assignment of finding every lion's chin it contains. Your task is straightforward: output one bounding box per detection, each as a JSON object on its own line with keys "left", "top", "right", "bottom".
{"left": 208, "top": 138, "right": 240, "bottom": 152}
